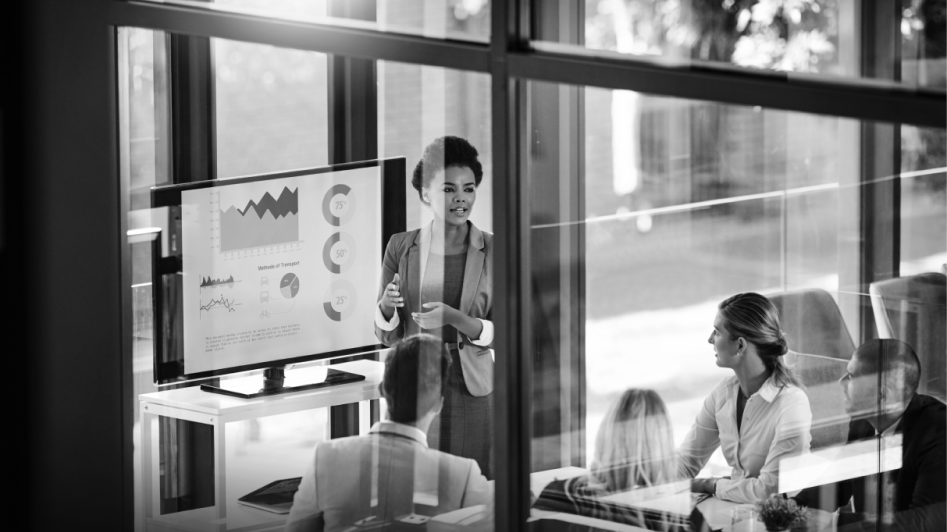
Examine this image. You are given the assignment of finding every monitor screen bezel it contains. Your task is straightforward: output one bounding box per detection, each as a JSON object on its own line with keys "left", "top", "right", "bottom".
{"left": 150, "top": 157, "right": 406, "bottom": 386}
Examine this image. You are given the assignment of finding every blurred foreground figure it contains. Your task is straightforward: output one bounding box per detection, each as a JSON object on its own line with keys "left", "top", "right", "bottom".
{"left": 286, "top": 334, "right": 493, "bottom": 532}
{"left": 795, "top": 339, "right": 946, "bottom": 532}
{"left": 535, "top": 389, "right": 696, "bottom": 531}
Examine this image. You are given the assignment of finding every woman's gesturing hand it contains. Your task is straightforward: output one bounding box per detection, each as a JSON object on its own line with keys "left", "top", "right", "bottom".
{"left": 380, "top": 273, "right": 403, "bottom": 310}
{"left": 412, "top": 302, "right": 457, "bottom": 330}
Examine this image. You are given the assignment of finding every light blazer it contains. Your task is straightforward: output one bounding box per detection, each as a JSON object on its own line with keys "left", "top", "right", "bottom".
{"left": 285, "top": 421, "right": 493, "bottom": 532}
{"left": 375, "top": 221, "right": 494, "bottom": 396}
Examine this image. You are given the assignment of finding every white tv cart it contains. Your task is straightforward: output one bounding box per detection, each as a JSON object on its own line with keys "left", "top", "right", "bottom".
{"left": 139, "top": 359, "right": 384, "bottom": 532}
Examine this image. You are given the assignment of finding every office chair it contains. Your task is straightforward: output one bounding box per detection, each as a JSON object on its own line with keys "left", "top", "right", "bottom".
{"left": 869, "top": 272, "right": 946, "bottom": 403}
{"left": 788, "top": 352, "right": 849, "bottom": 449}
{"left": 768, "top": 289, "right": 856, "bottom": 360}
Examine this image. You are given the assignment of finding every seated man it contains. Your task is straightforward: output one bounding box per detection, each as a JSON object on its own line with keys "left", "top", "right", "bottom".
{"left": 285, "top": 334, "right": 493, "bottom": 532}
{"left": 794, "top": 339, "right": 945, "bottom": 531}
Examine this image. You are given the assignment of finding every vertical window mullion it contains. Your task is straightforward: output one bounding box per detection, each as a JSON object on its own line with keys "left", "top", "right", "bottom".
{"left": 168, "top": 32, "right": 216, "bottom": 183}
{"left": 859, "top": 0, "right": 902, "bottom": 339}
{"left": 492, "top": 1, "right": 533, "bottom": 531}
{"left": 528, "top": 0, "right": 586, "bottom": 473}
{"left": 327, "top": 0, "right": 380, "bottom": 438}
{"left": 859, "top": 4, "right": 903, "bottom": 529}
{"left": 155, "top": 24, "right": 220, "bottom": 516}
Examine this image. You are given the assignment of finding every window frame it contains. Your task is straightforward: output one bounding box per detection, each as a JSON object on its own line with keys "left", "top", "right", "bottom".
{"left": 103, "top": 1, "right": 947, "bottom": 531}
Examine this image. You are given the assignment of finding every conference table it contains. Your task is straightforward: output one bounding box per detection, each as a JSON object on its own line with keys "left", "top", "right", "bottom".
{"left": 528, "top": 467, "right": 836, "bottom": 532}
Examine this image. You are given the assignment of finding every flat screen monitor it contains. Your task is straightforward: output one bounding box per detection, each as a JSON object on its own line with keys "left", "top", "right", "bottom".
{"left": 151, "top": 158, "right": 406, "bottom": 388}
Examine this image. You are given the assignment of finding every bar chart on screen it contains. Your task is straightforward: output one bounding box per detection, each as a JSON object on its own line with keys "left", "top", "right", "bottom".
{"left": 199, "top": 274, "right": 239, "bottom": 291}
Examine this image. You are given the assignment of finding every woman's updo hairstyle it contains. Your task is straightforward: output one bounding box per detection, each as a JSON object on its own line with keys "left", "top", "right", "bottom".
{"left": 718, "top": 292, "right": 802, "bottom": 388}
{"left": 412, "top": 136, "right": 483, "bottom": 202}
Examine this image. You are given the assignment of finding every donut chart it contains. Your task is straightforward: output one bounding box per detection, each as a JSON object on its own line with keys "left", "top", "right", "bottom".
{"left": 280, "top": 273, "right": 300, "bottom": 298}
{"left": 323, "top": 280, "right": 358, "bottom": 321}
{"left": 322, "top": 232, "right": 357, "bottom": 274}
{"left": 322, "top": 184, "right": 356, "bottom": 226}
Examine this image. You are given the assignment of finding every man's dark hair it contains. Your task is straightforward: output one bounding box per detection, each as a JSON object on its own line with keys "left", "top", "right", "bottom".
{"left": 380, "top": 334, "right": 451, "bottom": 423}
{"left": 411, "top": 136, "right": 484, "bottom": 201}
{"left": 853, "top": 339, "right": 922, "bottom": 399}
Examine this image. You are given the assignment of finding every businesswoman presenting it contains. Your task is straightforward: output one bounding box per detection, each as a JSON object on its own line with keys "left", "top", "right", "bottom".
{"left": 375, "top": 136, "right": 495, "bottom": 478}
{"left": 678, "top": 293, "right": 811, "bottom": 503}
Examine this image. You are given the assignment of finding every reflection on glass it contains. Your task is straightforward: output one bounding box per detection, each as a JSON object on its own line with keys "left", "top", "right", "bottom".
{"left": 534, "top": 389, "right": 692, "bottom": 530}
{"left": 789, "top": 339, "right": 946, "bottom": 531}
{"left": 901, "top": 126, "right": 946, "bottom": 276}
{"left": 679, "top": 294, "right": 811, "bottom": 504}
{"left": 526, "top": 78, "right": 945, "bottom": 530}
{"left": 122, "top": 31, "right": 496, "bottom": 531}
{"left": 902, "top": 0, "right": 947, "bottom": 88}
{"left": 578, "top": 0, "right": 947, "bottom": 87}
{"left": 124, "top": 28, "right": 162, "bottom": 207}
{"left": 152, "top": 0, "right": 491, "bottom": 42}
{"left": 375, "top": 136, "right": 496, "bottom": 479}
{"left": 286, "top": 336, "right": 494, "bottom": 531}
{"left": 585, "top": 0, "right": 840, "bottom": 68}
{"left": 217, "top": 0, "right": 327, "bottom": 21}
{"left": 379, "top": 61, "right": 492, "bottom": 231}
{"left": 215, "top": 38, "right": 328, "bottom": 178}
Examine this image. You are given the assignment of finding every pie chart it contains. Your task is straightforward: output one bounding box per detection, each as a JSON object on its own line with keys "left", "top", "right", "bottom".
{"left": 280, "top": 273, "right": 300, "bottom": 299}
{"left": 322, "top": 232, "right": 357, "bottom": 274}
{"left": 322, "top": 184, "right": 356, "bottom": 226}
{"left": 323, "top": 280, "right": 357, "bottom": 321}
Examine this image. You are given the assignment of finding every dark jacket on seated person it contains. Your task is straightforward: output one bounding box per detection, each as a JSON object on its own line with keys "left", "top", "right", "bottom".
{"left": 794, "top": 394, "right": 946, "bottom": 532}
{"left": 535, "top": 475, "right": 697, "bottom": 532}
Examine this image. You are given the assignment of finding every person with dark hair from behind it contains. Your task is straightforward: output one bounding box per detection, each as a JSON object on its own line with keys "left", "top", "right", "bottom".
{"left": 285, "top": 334, "right": 493, "bottom": 532}
{"left": 794, "top": 339, "right": 946, "bottom": 532}
{"left": 678, "top": 293, "right": 812, "bottom": 503}
{"left": 534, "top": 389, "right": 695, "bottom": 531}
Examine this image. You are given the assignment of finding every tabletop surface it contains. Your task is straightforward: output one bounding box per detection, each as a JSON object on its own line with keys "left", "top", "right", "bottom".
{"left": 148, "top": 464, "right": 836, "bottom": 531}
{"left": 139, "top": 359, "right": 384, "bottom": 416}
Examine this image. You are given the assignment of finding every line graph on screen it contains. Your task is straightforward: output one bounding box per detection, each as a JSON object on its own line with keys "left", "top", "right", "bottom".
{"left": 199, "top": 295, "right": 240, "bottom": 319}
{"left": 218, "top": 187, "right": 300, "bottom": 253}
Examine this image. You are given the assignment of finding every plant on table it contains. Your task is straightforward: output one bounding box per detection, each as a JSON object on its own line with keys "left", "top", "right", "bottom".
{"left": 755, "top": 494, "right": 807, "bottom": 532}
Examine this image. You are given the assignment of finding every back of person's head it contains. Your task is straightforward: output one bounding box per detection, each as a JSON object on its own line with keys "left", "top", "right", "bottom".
{"left": 852, "top": 339, "right": 921, "bottom": 402}
{"left": 592, "top": 389, "right": 677, "bottom": 492}
{"left": 718, "top": 292, "right": 802, "bottom": 388}
{"left": 412, "top": 136, "right": 484, "bottom": 201}
{"left": 380, "top": 334, "right": 451, "bottom": 423}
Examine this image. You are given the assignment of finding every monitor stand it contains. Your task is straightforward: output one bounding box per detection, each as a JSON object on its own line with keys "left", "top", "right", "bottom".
{"left": 200, "top": 366, "right": 366, "bottom": 399}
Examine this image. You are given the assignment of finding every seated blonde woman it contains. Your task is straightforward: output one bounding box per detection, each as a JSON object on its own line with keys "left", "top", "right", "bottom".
{"left": 534, "top": 389, "right": 690, "bottom": 531}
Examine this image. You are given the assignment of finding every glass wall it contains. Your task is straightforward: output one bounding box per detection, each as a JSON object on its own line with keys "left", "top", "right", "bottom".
{"left": 111, "top": 2, "right": 945, "bottom": 532}
{"left": 215, "top": 38, "right": 329, "bottom": 178}
{"left": 379, "top": 61, "right": 493, "bottom": 232}
{"left": 901, "top": 125, "right": 947, "bottom": 275}
{"left": 525, "top": 79, "right": 946, "bottom": 530}
{"left": 120, "top": 25, "right": 495, "bottom": 531}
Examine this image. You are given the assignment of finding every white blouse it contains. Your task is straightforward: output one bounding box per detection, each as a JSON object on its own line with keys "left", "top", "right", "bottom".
{"left": 677, "top": 374, "right": 812, "bottom": 503}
